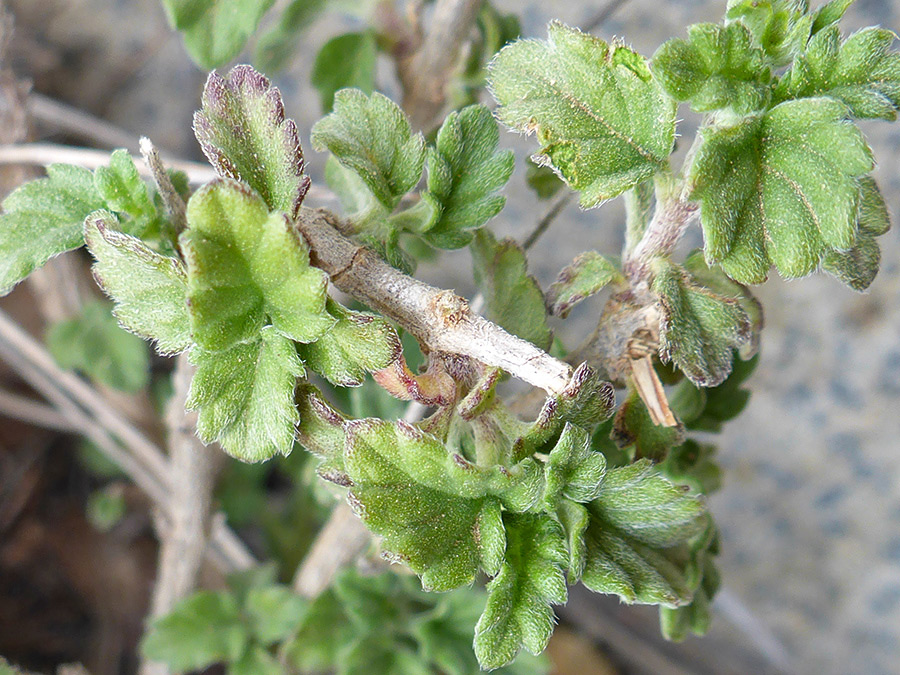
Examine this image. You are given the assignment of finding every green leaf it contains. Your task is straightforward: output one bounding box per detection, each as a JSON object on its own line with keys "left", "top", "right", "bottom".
{"left": 324, "top": 154, "right": 381, "bottom": 221}
{"left": 652, "top": 258, "right": 752, "bottom": 387}
{"left": 422, "top": 104, "right": 514, "bottom": 249}
{"left": 474, "top": 513, "right": 567, "bottom": 669}
{"left": 285, "top": 584, "right": 351, "bottom": 671}
{"left": 311, "top": 89, "right": 426, "bottom": 210}
{"left": 244, "top": 585, "right": 306, "bottom": 644}
{"left": 775, "top": 26, "right": 900, "bottom": 120}
{"left": 229, "top": 646, "right": 282, "bottom": 675}
{"left": 810, "top": 0, "right": 855, "bottom": 35}
{"left": 181, "top": 179, "right": 332, "bottom": 351}
{"left": 161, "top": 0, "right": 275, "bottom": 69}
{"left": 690, "top": 97, "right": 873, "bottom": 283}
{"left": 195, "top": 65, "right": 310, "bottom": 218}
{"left": 543, "top": 423, "right": 607, "bottom": 507}
{"left": 682, "top": 250, "right": 763, "bottom": 358}
{"left": 47, "top": 300, "right": 149, "bottom": 393}
{"left": 296, "top": 384, "right": 347, "bottom": 469}
{"left": 86, "top": 485, "right": 127, "bottom": 531}
{"left": 93, "top": 149, "right": 159, "bottom": 237}
{"left": 312, "top": 32, "right": 378, "bottom": 113}
{"left": 0, "top": 164, "right": 104, "bottom": 294}
{"left": 556, "top": 499, "right": 590, "bottom": 583}
{"left": 471, "top": 229, "right": 552, "bottom": 350}
{"left": 652, "top": 22, "right": 771, "bottom": 114}
{"left": 611, "top": 386, "right": 684, "bottom": 462}
{"left": 525, "top": 162, "right": 564, "bottom": 200}
{"left": 255, "top": 0, "right": 329, "bottom": 72}
{"left": 659, "top": 439, "right": 722, "bottom": 496}
{"left": 489, "top": 22, "right": 676, "bottom": 207}
{"left": 344, "top": 419, "right": 543, "bottom": 591}
{"left": 298, "top": 299, "right": 401, "bottom": 387}
{"left": 726, "top": 0, "right": 812, "bottom": 67}
{"left": 546, "top": 251, "right": 622, "bottom": 317}
{"left": 822, "top": 177, "right": 891, "bottom": 291}
{"left": 686, "top": 352, "right": 758, "bottom": 433}
{"left": 582, "top": 460, "right": 706, "bottom": 605}
{"left": 85, "top": 211, "right": 192, "bottom": 355}
{"left": 188, "top": 327, "right": 304, "bottom": 462}
{"left": 140, "top": 590, "right": 248, "bottom": 671}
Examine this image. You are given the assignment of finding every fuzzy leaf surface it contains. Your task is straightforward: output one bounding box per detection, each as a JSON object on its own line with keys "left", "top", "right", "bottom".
{"left": 161, "top": 0, "right": 275, "bottom": 69}
{"left": 312, "top": 32, "right": 377, "bottom": 113}
{"left": 725, "top": 0, "right": 812, "bottom": 67}
{"left": 775, "top": 25, "right": 900, "bottom": 120}
{"left": 85, "top": 211, "right": 191, "bottom": 355}
{"left": 543, "top": 423, "right": 607, "bottom": 507}
{"left": 344, "top": 419, "right": 543, "bottom": 591}
{"left": 489, "top": 22, "right": 676, "bottom": 207}
{"left": 685, "top": 352, "right": 758, "bottom": 433}
{"left": 652, "top": 258, "right": 752, "bottom": 387}
{"left": 653, "top": 22, "right": 771, "bottom": 114}
{"left": 244, "top": 585, "right": 306, "bottom": 644}
{"left": 547, "top": 251, "right": 621, "bottom": 317}
{"left": 311, "top": 89, "right": 425, "bottom": 210}
{"left": 422, "top": 104, "right": 514, "bottom": 248}
{"left": 93, "top": 149, "right": 159, "bottom": 237}
{"left": 0, "top": 164, "right": 104, "bottom": 294}
{"left": 188, "top": 328, "right": 304, "bottom": 462}
{"left": 474, "top": 513, "right": 567, "bottom": 669}
{"left": 690, "top": 97, "right": 873, "bottom": 283}
{"left": 181, "top": 180, "right": 332, "bottom": 351}
{"left": 140, "top": 590, "right": 248, "bottom": 671}
{"left": 471, "top": 229, "right": 552, "bottom": 350}
{"left": 611, "top": 386, "right": 684, "bottom": 462}
{"left": 582, "top": 460, "right": 706, "bottom": 605}
{"left": 194, "top": 66, "right": 310, "bottom": 218}
{"left": 47, "top": 300, "right": 149, "bottom": 393}
{"left": 822, "top": 176, "right": 891, "bottom": 290}
{"left": 298, "top": 299, "right": 401, "bottom": 387}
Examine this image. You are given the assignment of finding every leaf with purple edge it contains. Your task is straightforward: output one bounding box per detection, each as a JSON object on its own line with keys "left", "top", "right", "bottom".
{"left": 547, "top": 251, "right": 622, "bottom": 318}
{"left": 194, "top": 65, "right": 310, "bottom": 219}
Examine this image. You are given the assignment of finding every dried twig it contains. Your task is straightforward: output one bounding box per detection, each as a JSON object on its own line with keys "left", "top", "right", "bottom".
{"left": 28, "top": 92, "right": 139, "bottom": 151}
{"left": 400, "top": 0, "right": 483, "bottom": 130}
{"left": 521, "top": 191, "right": 576, "bottom": 252}
{"left": 0, "top": 307, "right": 255, "bottom": 572}
{"left": 0, "top": 387, "right": 78, "bottom": 433}
{"left": 139, "top": 136, "right": 186, "bottom": 232}
{"left": 298, "top": 208, "right": 573, "bottom": 396}
{"left": 142, "top": 355, "right": 221, "bottom": 675}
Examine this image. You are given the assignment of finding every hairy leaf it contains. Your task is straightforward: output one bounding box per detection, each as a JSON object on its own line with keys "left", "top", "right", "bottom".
{"left": 0, "top": 164, "right": 104, "bottom": 294}
{"left": 583, "top": 460, "right": 706, "bottom": 605}
{"left": 652, "top": 258, "right": 752, "bottom": 387}
{"left": 312, "top": 32, "right": 378, "bottom": 113}
{"left": 93, "top": 149, "right": 159, "bottom": 237}
{"left": 46, "top": 300, "right": 149, "bottom": 393}
{"left": 525, "top": 163, "right": 564, "bottom": 200}
{"left": 686, "top": 352, "right": 759, "bottom": 433}
{"left": 543, "top": 423, "right": 607, "bottom": 507}
{"left": 556, "top": 499, "right": 590, "bottom": 583}
{"left": 140, "top": 590, "right": 248, "bottom": 671}
{"left": 422, "top": 104, "right": 514, "bottom": 248}
{"left": 547, "top": 251, "right": 621, "bottom": 317}
{"left": 811, "top": 0, "right": 855, "bottom": 34}
{"left": 726, "top": 0, "right": 813, "bottom": 67}
{"left": 653, "top": 22, "right": 771, "bottom": 114}
{"left": 161, "top": 0, "right": 275, "bottom": 69}
{"left": 471, "top": 229, "right": 552, "bottom": 350}
{"left": 775, "top": 25, "right": 900, "bottom": 120}
{"left": 682, "top": 250, "right": 763, "bottom": 358}
{"left": 489, "top": 22, "right": 676, "bottom": 207}
{"left": 181, "top": 180, "right": 332, "bottom": 351}
{"left": 344, "top": 419, "right": 543, "bottom": 591}
{"left": 690, "top": 97, "right": 873, "bottom": 283}
{"left": 85, "top": 211, "right": 191, "bottom": 355}
{"left": 474, "top": 513, "right": 567, "bottom": 669}
{"left": 188, "top": 328, "right": 304, "bottom": 462}
{"left": 311, "top": 89, "right": 426, "bottom": 210}
{"left": 194, "top": 66, "right": 310, "bottom": 218}
{"left": 660, "top": 440, "right": 722, "bottom": 496}
{"left": 298, "top": 299, "right": 402, "bottom": 387}
{"left": 611, "top": 386, "right": 684, "bottom": 462}
{"left": 822, "top": 177, "right": 891, "bottom": 291}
